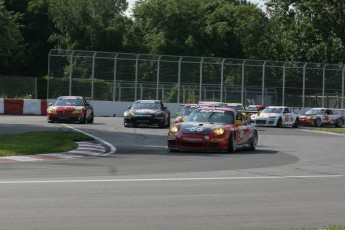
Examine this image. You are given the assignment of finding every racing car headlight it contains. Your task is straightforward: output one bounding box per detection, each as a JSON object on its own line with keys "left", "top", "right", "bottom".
{"left": 47, "top": 108, "right": 57, "bottom": 114}
{"left": 170, "top": 126, "right": 179, "bottom": 133}
{"left": 154, "top": 112, "right": 164, "bottom": 117}
{"left": 124, "top": 111, "right": 134, "bottom": 117}
{"left": 176, "top": 117, "right": 186, "bottom": 123}
{"left": 214, "top": 127, "right": 225, "bottom": 136}
{"left": 72, "top": 109, "right": 83, "bottom": 114}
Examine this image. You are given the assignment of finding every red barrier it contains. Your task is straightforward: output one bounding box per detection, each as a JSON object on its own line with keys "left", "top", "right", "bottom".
{"left": 4, "top": 99, "right": 24, "bottom": 115}
{"left": 41, "top": 99, "right": 47, "bottom": 115}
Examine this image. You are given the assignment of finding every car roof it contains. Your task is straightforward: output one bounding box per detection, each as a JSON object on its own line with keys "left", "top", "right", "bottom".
{"left": 310, "top": 108, "right": 327, "bottom": 110}
{"left": 135, "top": 100, "right": 161, "bottom": 103}
{"left": 58, "top": 96, "right": 83, "bottom": 100}
{"left": 196, "top": 107, "right": 237, "bottom": 112}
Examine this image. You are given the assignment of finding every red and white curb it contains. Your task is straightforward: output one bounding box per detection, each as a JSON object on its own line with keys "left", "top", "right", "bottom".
{"left": 0, "top": 141, "right": 107, "bottom": 163}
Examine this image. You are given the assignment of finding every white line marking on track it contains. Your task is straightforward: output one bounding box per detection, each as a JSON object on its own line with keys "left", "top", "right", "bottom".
{"left": 300, "top": 129, "right": 345, "bottom": 136}
{"left": 1, "top": 174, "right": 344, "bottom": 184}
{"left": 63, "top": 124, "right": 116, "bottom": 155}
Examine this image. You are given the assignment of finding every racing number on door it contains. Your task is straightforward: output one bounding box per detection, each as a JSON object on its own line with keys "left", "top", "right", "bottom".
{"left": 284, "top": 115, "right": 289, "bottom": 122}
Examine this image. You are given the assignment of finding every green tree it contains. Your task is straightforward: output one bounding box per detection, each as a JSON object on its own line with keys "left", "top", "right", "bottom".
{"left": 261, "top": 0, "right": 345, "bottom": 63}
{"left": 0, "top": 0, "right": 24, "bottom": 74}
{"left": 48, "top": 0, "right": 131, "bottom": 51}
{"left": 132, "top": 0, "right": 266, "bottom": 59}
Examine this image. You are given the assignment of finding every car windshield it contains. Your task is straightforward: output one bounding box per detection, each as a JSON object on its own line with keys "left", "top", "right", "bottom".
{"left": 181, "top": 106, "right": 195, "bottom": 116}
{"left": 186, "top": 109, "right": 234, "bottom": 124}
{"left": 305, "top": 109, "right": 324, "bottom": 115}
{"left": 54, "top": 99, "right": 83, "bottom": 106}
{"left": 246, "top": 106, "right": 258, "bottom": 111}
{"left": 262, "top": 107, "right": 283, "bottom": 114}
{"left": 226, "top": 105, "right": 243, "bottom": 110}
{"left": 132, "top": 102, "right": 160, "bottom": 110}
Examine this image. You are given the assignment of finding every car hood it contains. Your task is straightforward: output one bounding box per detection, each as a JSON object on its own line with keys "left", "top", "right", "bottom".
{"left": 131, "top": 109, "right": 161, "bottom": 115}
{"left": 179, "top": 122, "right": 226, "bottom": 134}
{"left": 300, "top": 114, "right": 315, "bottom": 118}
{"left": 257, "top": 113, "right": 280, "bottom": 118}
{"left": 49, "top": 106, "right": 84, "bottom": 111}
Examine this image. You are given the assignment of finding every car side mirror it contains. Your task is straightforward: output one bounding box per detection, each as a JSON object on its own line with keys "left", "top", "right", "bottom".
{"left": 49, "top": 103, "right": 52, "bottom": 106}
{"left": 163, "top": 106, "right": 167, "bottom": 109}
{"left": 128, "top": 106, "right": 132, "bottom": 109}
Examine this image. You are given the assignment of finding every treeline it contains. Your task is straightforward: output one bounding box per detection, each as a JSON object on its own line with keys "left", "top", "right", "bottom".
{"left": 1, "top": 0, "right": 344, "bottom": 78}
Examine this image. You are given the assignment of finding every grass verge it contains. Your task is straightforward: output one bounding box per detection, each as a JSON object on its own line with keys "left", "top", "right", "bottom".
{"left": 312, "top": 127, "right": 345, "bottom": 134}
{"left": 0, "top": 131, "right": 93, "bottom": 156}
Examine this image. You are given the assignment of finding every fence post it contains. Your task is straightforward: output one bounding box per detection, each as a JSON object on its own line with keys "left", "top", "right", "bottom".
{"left": 69, "top": 51, "right": 75, "bottom": 96}
{"left": 199, "top": 58, "right": 204, "bottom": 102}
{"left": 341, "top": 65, "right": 345, "bottom": 109}
{"left": 113, "top": 53, "right": 118, "bottom": 101}
{"left": 135, "top": 55, "right": 139, "bottom": 101}
{"left": 220, "top": 59, "right": 225, "bottom": 102}
{"left": 322, "top": 64, "right": 326, "bottom": 107}
{"left": 47, "top": 50, "right": 52, "bottom": 99}
{"left": 261, "top": 61, "right": 266, "bottom": 105}
{"left": 242, "top": 60, "right": 246, "bottom": 105}
{"left": 156, "top": 56, "right": 161, "bottom": 100}
{"left": 177, "top": 57, "right": 182, "bottom": 104}
{"left": 282, "top": 62, "right": 286, "bottom": 106}
{"left": 302, "top": 63, "right": 307, "bottom": 109}
{"left": 91, "top": 52, "right": 96, "bottom": 100}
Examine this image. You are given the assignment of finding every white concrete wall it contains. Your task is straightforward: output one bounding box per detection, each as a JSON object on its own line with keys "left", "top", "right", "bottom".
{"left": 2, "top": 97, "right": 345, "bottom": 118}
{"left": 23, "top": 99, "right": 42, "bottom": 115}
{"left": 90, "top": 101, "right": 181, "bottom": 117}
{"left": 0, "top": 99, "right": 4, "bottom": 114}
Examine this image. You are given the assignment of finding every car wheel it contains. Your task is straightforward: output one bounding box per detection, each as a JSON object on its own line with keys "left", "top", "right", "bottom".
{"left": 292, "top": 117, "right": 299, "bottom": 128}
{"left": 314, "top": 118, "right": 322, "bottom": 127}
{"left": 159, "top": 119, "right": 165, "bottom": 128}
{"left": 249, "top": 131, "right": 258, "bottom": 151}
{"left": 165, "top": 116, "right": 171, "bottom": 127}
{"left": 79, "top": 115, "right": 87, "bottom": 124}
{"left": 335, "top": 118, "right": 344, "bottom": 127}
{"left": 227, "top": 132, "right": 236, "bottom": 153}
{"left": 276, "top": 117, "right": 282, "bottom": 127}
{"left": 89, "top": 113, "right": 94, "bottom": 124}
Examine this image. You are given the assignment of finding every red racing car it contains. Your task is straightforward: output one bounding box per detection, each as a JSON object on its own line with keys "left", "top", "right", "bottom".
{"left": 167, "top": 107, "right": 258, "bottom": 153}
{"left": 47, "top": 96, "right": 94, "bottom": 124}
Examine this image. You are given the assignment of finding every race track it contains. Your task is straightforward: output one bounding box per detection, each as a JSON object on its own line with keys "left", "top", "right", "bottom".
{"left": 1, "top": 116, "right": 345, "bottom": 230}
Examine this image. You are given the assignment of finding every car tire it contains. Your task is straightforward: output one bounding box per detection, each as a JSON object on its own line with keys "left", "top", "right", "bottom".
{"left": 79, "top": 115, "right": 87, "bottom": 124}
{"left": 165, "top": 116, "right": 171, "bottom": 127}
{"left": 292, "top": 117, "right": 299, "bottom": 128}
{"left": 227, "top": 132, "right": 236, "bottom": 153}
{"left": 89, "top": 113, "right": 94, "bottom": 124}
{"left": 276, "top": 117, "right": 282, "bottom": 127}
{"left": 335, "top": 118, "right": 344, "bottom": 127}
{"left": 249, "top": 131, "right": 258, "bottom": 151}
{"left": 314, "top": 118, "right": 322, "bottom": 127}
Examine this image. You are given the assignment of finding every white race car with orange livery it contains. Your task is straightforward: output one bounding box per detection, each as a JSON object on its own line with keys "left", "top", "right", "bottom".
{"left": 299, "top": 108, "right": 344, "bottom": 127}
{"left": 250, "top": 106, "right": 299, "bottom": 128}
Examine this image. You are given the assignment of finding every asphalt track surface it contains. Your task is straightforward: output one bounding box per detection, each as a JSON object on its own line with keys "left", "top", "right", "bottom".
{"left": 1, "top": 115, "right": 345, "bottom": 230}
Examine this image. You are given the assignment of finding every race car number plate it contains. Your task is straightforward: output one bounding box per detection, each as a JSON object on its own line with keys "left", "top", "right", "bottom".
{"left": 183, "top": 137, "right": 203, "bottom": 142}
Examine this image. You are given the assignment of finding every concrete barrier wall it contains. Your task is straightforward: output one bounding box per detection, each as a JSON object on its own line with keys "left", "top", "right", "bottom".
{"left": 1, "top": 98, "right": 345, "bottom": 118}
{"left": 0, "top": 99, "right": 181, "bottom": 117}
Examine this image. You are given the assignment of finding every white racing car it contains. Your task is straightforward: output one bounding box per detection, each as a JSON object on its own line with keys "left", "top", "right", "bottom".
{"left": 251, "top": 106, "right": 299, "bottom": 128}
{"left": 299, "top": 108, "right": 344, "bottom": 127}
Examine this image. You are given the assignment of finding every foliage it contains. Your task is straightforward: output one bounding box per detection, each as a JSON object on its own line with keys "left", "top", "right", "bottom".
{"left": 2, "top": 0, "right": 345, "bottom": 92}
{"left": 262, "top": 0, "right": 345, "bottom": 63}
{"left": 48, "top": 0, "right": 131, "bottom": 52}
